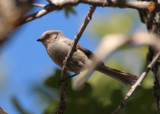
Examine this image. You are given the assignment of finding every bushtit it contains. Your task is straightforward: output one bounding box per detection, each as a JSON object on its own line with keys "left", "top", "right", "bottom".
{"left": 37, "top": 30, "right": 138, "bottom": 86}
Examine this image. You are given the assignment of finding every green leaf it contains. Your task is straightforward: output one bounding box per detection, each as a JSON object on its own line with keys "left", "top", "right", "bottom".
{"left": 89, "top": 10, "right": 139, "bottom": 38}
{"left": 11, "top": 96, "right": 31, "bottom": 114}
{"left": 63, "top": 6, "right": 76, "bottom": 18}
{"left": 44, "top": 69, "right": 70, "bottom": 89}
{"left": 43, "top": 103, "right": 57, "bottom": 114}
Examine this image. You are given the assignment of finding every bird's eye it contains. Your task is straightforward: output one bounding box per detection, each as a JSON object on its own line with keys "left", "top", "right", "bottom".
{"left": 45, "top": 34, "right": 50, "bottom": 39}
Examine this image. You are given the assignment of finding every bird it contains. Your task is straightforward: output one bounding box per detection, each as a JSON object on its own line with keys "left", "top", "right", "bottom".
{"left": 37, "top": 30, "right": 138, "bottom": 86}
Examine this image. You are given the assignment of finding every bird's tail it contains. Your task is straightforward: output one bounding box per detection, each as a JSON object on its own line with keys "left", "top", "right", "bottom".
{"left": 96, "top": 65, "right": 138, "bottom": 86}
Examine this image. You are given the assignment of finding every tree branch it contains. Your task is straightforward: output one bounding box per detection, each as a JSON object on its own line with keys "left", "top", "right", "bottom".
{"left": 0, "top": 0, "right": 32, "bottom": 48}
{"left": 56, "top": 6, "right": 96, "bottom": 114}
{"left": 142, "top": 0, "right": 160, "bottom": 112}
{"left": 112, "top": 51, "right": 160, "bottom": 114}
{"left": 22, "top": 0, "right": 159, "bottom": 25}
{"left": 0, "top": 107, "right": 8, "bottom": 114}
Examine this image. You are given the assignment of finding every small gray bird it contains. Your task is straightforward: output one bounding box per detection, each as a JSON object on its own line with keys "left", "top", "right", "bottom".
{"left": 37, "top": 30, "right": 138, "bottom": 86}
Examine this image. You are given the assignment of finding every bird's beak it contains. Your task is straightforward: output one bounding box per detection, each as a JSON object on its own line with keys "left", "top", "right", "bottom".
{"left": 37, "top": 38, "right": 43, "bottom": 42}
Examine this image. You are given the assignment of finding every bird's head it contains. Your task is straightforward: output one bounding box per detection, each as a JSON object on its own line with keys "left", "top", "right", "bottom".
{"left": 37, "top": 30, "right": 64, "bottom": 46}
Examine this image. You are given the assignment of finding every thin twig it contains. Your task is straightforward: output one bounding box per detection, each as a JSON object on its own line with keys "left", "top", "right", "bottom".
{"left": 56, "top": 6, "right": 96, "bottom": 114}
{"left": 22, "top": 0, "right": 158, "bottom": 25}
{"left": 32, "top": 3, "right": 45, "bottom": 8}
{"left": 22, "top": 3, "right": 55, "bottom": 24}
{"left": 112, "top": 51, "right": 160, "bottom": 114}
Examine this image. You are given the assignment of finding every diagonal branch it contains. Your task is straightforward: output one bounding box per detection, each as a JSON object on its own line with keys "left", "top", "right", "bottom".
{"left": 22, "top": 3, "right": 55, "bottom": 24}
{"left": 0, "top": 107, "right": 8, "bottom": 114}
{"left": 112, "top": 51, "right": 160, "bottom": 114}
{"left": 56, "top": 6, "right": 96, "bottom": 114}
{"left": 22, "top": 0, "right": 159, "bottom": 25}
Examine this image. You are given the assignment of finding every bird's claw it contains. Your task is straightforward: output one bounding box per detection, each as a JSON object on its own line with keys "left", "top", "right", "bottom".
{"left": 58, "top": 74, "right": 78, "bottom": 86}
{"left": 59, "top": 79, "right": 68, "bottom": 86}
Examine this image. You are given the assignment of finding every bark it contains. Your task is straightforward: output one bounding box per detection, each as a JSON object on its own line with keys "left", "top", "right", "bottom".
{"left": 140, "top": 0, "right": 160, "bottom": 112}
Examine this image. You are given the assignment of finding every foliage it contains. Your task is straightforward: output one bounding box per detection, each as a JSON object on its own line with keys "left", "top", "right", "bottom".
{"left": 12, "top": 96, "right": 31, "bottom": 114}
{"left": 63, "top": 6, "right": 76, "bottom": 18}
{"left": 39, "top": 68, "right": 156, "bottom": 114}
{"left": 89, "top": 10, "right": 139, "bottom": 38}
{"left": 13, "top": 68, "right": 156, "bottom": 114}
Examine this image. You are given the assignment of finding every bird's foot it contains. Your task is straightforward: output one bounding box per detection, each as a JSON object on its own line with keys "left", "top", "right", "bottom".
{"left": 59, "top": 73, "right": 78, "bottom": 86}
{"left": 59, "top": 79, "right": 68, "bottom": 86}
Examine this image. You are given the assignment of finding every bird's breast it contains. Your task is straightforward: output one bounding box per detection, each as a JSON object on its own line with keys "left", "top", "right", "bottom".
{"left": 46, "top": 41, "right": 90, "bottom": 73}
{"left": 47, "top": 42, "right": 69, "bottom": 67}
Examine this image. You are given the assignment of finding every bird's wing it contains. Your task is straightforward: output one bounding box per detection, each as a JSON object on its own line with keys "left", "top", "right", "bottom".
{"left": 77, "top": 45, "right": 93, "bottom": 59}
{"left": 63, "top": 38, "right": 93, "bottom": 59}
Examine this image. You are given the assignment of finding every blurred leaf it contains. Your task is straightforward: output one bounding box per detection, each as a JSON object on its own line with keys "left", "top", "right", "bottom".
{"left": 88, "top": 72, "right": 123, "bottom": 106}
{"left": 118, "top": 44, "right": 134, "bottom": 50}
{"left": 42, "top": 67, "right": 156, "bottom": 114}
{"left": 90, "top": 15, "right": 133, "bottom": 37}
{"left": 43, "top": 103, "right": 58, "bottom": 114}
{"left": 34, "top": 85, "right": 57, "bottom": 103}
{"left": 63, "top": 6, "right": 76, "bottom": 18}
{"left": 44, "top": 70, "right": 60, "bottom": 89}
{"left": 125, "top": 86, "right": 156, "bottom": 114}
{"left": 89, "top": 10, "right": 139, "bottom": 38}
{"left": 134, "top": 46, "right": 148, "bottom": 60}
{"left": 12, "top": 96, "right": 31, "bottom": 114}
{"left": 44, "top": 69, "right": 70, "bottom": 89}
{"left": 141, "top": 71, "right": 154, "bottom": 89}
